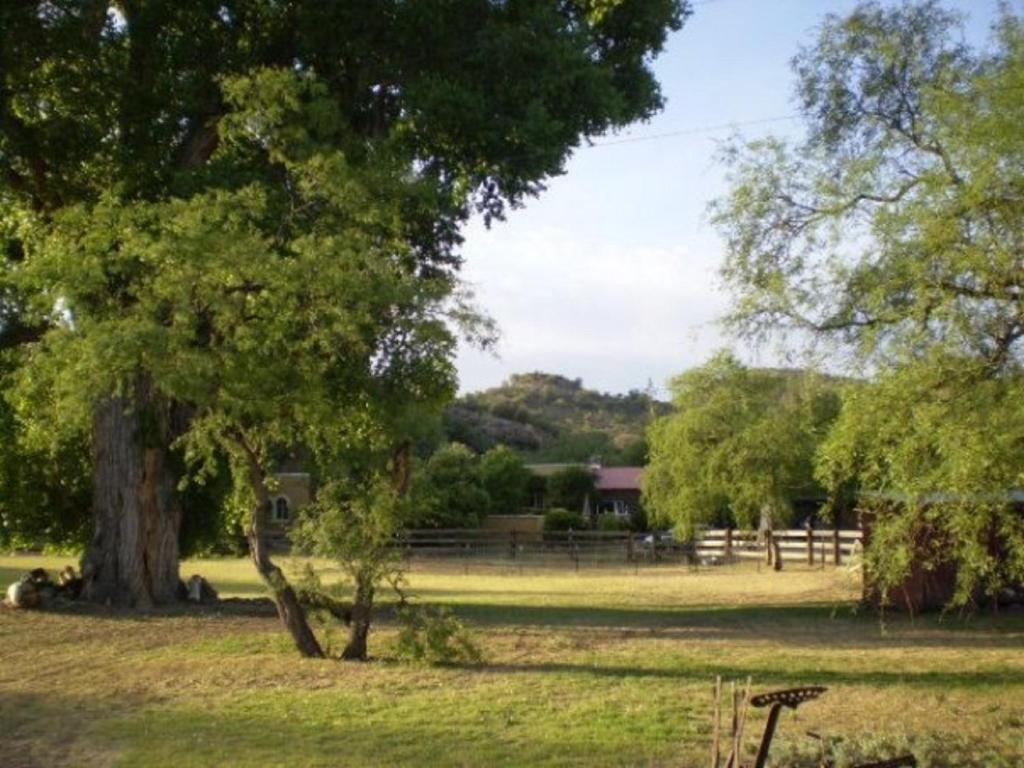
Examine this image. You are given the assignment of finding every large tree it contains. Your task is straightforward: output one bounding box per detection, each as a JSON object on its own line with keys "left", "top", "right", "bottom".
{"left": 711, "top": 2, "right": 1024, "bottom": 605}
{"left": 642, "top": 353, "right": 840, "bottom": 538}
{"left": 1, "top": 1, "right": 686, "bottom": 606}
{"left": 15, "top": 69, "right": 471, "bottom": 654}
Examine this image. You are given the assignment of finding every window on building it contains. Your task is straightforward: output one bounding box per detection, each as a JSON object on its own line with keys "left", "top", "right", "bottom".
{"left": 272, "top": 495, "right": 291, "bottom": 522}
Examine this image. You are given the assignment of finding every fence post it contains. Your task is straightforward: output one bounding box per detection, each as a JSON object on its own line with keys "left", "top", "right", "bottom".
{"left": 765, "top": 530, "right": 773, "bottom": 566}
{"left": 807, "top": 526, "right": 814, "bottom": 566}
{"left": 510, "top": 529, "right": 518, "bottom": 561}
{"left": 833, "top": 528, "right": 841, "bottom": 566}
{"left": 724, "top": 528, "right": 733, "bottom": 562}
{"left": 626, "top": 533, "right": 634, "bottom": 563}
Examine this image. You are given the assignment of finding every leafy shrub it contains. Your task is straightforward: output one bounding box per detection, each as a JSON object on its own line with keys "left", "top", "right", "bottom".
{"left": 767, "top": 730, "right": 1024, "bottom": 768}
{"left": 479, "top": 445, "right": 530, "bottom": 516}
{"left": 395, "top": 604, "right": 482, "bottom": 664}
{"left": 407, "top": 443, "right": 490, "bottom": 528}
{"left": 628, "top": 505, "right": 649, "bottom": 533}
{"left": 543, "top": 508, "right": 587, "bottom": 531}
{"left": 596, "top": 513, "right": 630, "bottom": 531}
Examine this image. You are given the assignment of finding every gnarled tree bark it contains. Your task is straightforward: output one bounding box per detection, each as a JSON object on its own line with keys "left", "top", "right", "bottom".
{"left": 81, "top": 379, "right": 184, "bottom": 608}
{"left": 241, "top": 438, "right": 324, "bottom": 658}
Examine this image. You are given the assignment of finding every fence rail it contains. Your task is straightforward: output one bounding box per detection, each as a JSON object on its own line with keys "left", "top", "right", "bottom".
{"left": 395, "top": 528, "right": 692, "bottom": 568}
{"left": 693, "top": 528, "right": 862, "bottom": 566}
{"left": 387, "top": 527, "right": 863, "bottom": 569}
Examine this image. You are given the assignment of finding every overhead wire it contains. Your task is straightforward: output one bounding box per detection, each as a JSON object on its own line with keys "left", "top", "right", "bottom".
{"left": 588, "top": 114, "right": 800, "bottom": 148}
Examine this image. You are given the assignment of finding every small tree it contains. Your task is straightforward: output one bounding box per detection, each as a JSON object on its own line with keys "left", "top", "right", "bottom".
{"left": 295, "top": 441, "right": 483, "bottom": 662}
{"left": 479, "top": 445, "right": 530, "bottom": 516}
{"left": 546, "top": 466, "right": 598, "bottom": 514}
{"left": 294, "top": 473, "right": 406, "bottom": 661}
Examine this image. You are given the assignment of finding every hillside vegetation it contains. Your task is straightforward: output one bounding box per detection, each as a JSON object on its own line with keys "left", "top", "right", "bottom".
{"left": 444, "top": 373, "right": 670, "bottom": 464}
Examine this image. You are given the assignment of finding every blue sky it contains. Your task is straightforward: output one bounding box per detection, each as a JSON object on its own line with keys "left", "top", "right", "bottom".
{"left": 454, "top": 0, "right": 1009, "bottom": 397}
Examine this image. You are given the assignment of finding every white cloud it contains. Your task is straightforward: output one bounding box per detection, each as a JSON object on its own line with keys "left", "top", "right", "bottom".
{"left": 455, "top": 222, "right": 731, "bottom": 395}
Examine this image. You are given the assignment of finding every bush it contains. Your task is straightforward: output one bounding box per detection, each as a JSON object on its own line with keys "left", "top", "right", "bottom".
{"left": 543, "top": 508, "right": 587, "bottom": 531}
{"left": 596, "top": 513, "right": 630, "bottom": 531}
{"left": 768, "top": 730, "right": 1022, "bottom": 768}
{"left": 407, "top": 443, "right": 490, "bottom": 528}
{"left": 628, "top": 505, "right": 649, "bottom": 533}
{"left": 395, "top": 604, "right": 482, "bottom": 664}
{"left": 479, "top": 445, "right": 530, "bottom": 516}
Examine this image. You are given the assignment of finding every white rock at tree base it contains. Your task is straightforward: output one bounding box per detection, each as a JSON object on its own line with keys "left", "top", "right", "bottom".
{"left": 5, "top": 581, "right": 39, "bottom": 609}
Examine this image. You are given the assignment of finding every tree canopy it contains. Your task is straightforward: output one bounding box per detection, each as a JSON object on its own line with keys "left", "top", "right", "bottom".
{"left": 712, "top": 2, "right": 1024, "bottom": 370}
{"left": 0, "top": 1, "right": 687, "bottom": 610}
{"left": 711, "top": 1, "right": 1024, "bottom": 605}
{"left": 408, "top": 443, "right": 491, "bottom": 529}
{"left": 479, "top": 445, "right": 531, "bottom": 517}
{"left": 643, "top": 353, "right": 840, "bottom": 538}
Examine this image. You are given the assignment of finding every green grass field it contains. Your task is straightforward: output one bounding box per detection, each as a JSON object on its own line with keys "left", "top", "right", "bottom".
{"left": 1, "top": 555, "right": 1022, "bottom": 767}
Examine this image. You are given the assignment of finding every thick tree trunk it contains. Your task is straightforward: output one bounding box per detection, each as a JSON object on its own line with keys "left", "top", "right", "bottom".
{"left": 81, "top": 380, "right": 183, "bottom": 608}
{"left": 241, "top": 441, "right": 324, "bottom": 658}
{"left": 342, "top": 574, "right": 374, "bottom": 661}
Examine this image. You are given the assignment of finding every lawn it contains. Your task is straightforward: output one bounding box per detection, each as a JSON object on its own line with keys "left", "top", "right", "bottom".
{"left": 1, "top": 555, "right": 1022, "bottom": 767}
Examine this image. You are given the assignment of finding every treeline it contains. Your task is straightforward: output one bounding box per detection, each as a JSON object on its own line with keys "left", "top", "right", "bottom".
{"left": 406, "top": 444, "right": 634, "bottom": 531}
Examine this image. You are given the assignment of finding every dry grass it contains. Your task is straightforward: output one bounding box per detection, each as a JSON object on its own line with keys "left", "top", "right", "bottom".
{"left": 1, "top": 554, "right": 1022, "bottom": 767}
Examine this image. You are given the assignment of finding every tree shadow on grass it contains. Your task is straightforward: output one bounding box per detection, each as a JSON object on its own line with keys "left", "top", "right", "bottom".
{"left": 444, "top": 601, "right": 1024, "bottom": 650}
{"left": 0, "top": 690, "right": 140, "bottom": 768}
{"left": 451, "top": 657, "right": 1024, "bottom": 691}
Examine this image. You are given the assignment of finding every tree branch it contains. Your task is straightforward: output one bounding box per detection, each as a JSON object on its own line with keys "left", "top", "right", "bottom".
{"left": 175, "top": 120, "right": 220, "bottom": 171}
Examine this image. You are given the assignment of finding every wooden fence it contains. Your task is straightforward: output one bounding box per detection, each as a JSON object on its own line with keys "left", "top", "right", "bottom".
{"left": 693, "top": 528, "right": 863, "bottom": 566}
{"left": 395, "top": 529, "right": 691, "bottom": 569}
{"left": 389, "top": 527, "right": 863, "bottom": 569}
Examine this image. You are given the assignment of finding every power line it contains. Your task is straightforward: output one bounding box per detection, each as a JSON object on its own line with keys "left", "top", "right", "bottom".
{"left": 586, "top": 80, "right": 1024, "bottom": 150}
{"left": 588, "top": 114, "right": 800, "bottom": 148}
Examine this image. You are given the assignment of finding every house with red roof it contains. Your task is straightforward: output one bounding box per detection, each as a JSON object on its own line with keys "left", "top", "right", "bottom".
{"left": 594, "top": 466, "right": 643, "bottom": 517}
{"left": 524, "top": 462, "right": 644, "bottom": 519}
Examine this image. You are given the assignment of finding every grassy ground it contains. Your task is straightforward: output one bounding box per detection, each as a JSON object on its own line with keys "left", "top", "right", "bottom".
{"left": 1, "top": 554, "right": 1022, "bottom": 767}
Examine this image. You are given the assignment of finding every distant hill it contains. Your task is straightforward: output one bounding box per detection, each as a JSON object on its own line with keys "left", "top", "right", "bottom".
{"left": 443, "top": 373, "right": 671, "bottom": 465}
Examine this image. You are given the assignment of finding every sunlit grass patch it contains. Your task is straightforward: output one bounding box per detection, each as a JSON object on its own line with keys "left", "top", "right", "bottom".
{"left": 1, "top": 554, "right": 1022, "bottom": 766}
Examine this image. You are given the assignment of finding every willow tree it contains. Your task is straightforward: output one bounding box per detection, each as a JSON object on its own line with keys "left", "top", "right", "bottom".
{"left": 711, "top": 2, "right": 1024, "bottom": 604}
{"left": 1, "top": 0, "right": 686, "bottom": 607}
{"left": 642, "top": 353, "right": 840, "bottom": 538}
